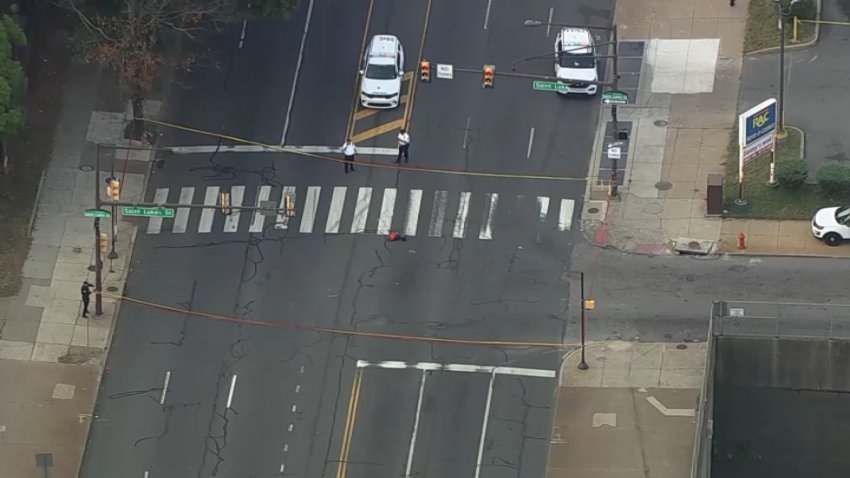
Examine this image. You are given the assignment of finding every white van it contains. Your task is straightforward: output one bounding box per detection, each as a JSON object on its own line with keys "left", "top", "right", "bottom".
{"left": 554, "top": 28, "right": 599, "bottom": 96}
{"left": 360, "top": 35, "right": 405, "bottom": 109}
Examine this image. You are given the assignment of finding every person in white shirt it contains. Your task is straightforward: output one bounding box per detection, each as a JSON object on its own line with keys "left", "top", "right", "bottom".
{"left": 396, "top": 128, "right": 410, "bottom": 164}
{"left": 341, "top": 138, "right": 357, "bottom": 173}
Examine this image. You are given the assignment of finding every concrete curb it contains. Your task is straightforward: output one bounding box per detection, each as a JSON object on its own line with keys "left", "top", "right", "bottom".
{"left": 746, "top": 0, "right": 822, "bottom": 55}
{"left": 718, "top": 250, "right": 850, "bottom": 259}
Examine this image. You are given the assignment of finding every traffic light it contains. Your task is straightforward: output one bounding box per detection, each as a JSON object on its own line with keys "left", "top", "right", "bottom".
{"left": 284, "top": 192, "right": 296, "bottom": 217}
{"left": 106, "top": 178, "right": 120, "bottom": 201}
{"left": 219, "top": 190, "right": 232, "bottom": 216}
{"left": 99, "top": 232, "right": 108, "bottom": 253}
{"left": 419, "top": 60, "right": 431, "bottom": 82}
{"left": 483, "top": 64, "right": 495, "bottom": 88}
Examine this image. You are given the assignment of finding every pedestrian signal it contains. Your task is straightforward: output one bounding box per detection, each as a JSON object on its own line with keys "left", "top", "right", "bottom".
{"left": 106, "top": 178, "right": 121, "bottom": 201}
{"left": 483, "top": 65, "right": 495, "bottom": 88}
{"left": 420, "top": 60, "right": 431, "bottom": 82}
{"left": 219, "top": 190, "right": 232, "bottom": 216}
{"left": 99, "top": 232, "right": 108, "bottom": 253}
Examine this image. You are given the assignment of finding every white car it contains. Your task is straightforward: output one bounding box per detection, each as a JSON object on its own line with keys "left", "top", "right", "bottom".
{"left": 811, "top": 205, "right": 850, "bottom": 246}
{"left": 360, "top": 34, "right": 404, "bottom": 109}
{"left": 554, "top": 27, "right": 598, "bottom": 96}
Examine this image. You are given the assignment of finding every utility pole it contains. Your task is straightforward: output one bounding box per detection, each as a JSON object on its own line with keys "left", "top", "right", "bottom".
{"left": 609, "top": 24, "right": 621, "bottom": 198}
{"left": 773, "top": 0, "right": 788, "bottom": 138}
{"left": 93, "top": 147, "right": 104, "bottom": 316}
{"left": 578, "top": 272, "right": 589, "bottom": 370}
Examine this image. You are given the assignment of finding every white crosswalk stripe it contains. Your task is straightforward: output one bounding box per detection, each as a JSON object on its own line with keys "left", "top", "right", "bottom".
{"left": 139, "top": 185, "right": 578, "bottom": 240}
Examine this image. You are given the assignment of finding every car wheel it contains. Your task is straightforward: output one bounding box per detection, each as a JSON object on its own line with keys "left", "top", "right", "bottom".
{"left": 824, "top": 232, "right": 842, "bottom": 246}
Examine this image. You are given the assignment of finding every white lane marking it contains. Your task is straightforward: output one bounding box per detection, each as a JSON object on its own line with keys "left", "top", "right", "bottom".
{"left": 325, "top": 186, "right": 347, "bottom": 234}
{"left": 226, "top": 374, "right": 237, "bottom": 409}
{"left": 404, "top": 189, "right": 422, "bottom": 237}
{"left": 462, "top": 117, "right": 472, "bottom": 149}
{"left": 146, "top": 188, "right": 169, "bottom": 234}
{"left": 483, "top": 0, "right": 493, "bottom": 30}
{"left": 479, "top": 193, "right": 498, "bottom": 240}
{"left": 284, "top": 444, "right": 289, "bottom": 452}
{"left": 288, "top": 423, "right": 294, "bottom": 432}
{"left": 280, "top": 0, "right": 315, "bottom": 145}
{"left": 143, "top": 472, "right": 149, "bottom": 478}
{"left": 295, "top": 384, "right": 301, "bottom": 393}
{"left": 405, "top": 370, "right": 427, "bottom": 478}
{"left": 647, "top": 396, "right": 695, "bottom": 417}
{"left": 280, "top": 464, "right": 286, "bottom": 473}
{"left": 537, "top": 196, "right": 549, "bottom": 222}
{"left": 224, "top": 186, "right": 244, "bottom": 233}
{"left": 159, "top": 371, "right": 171, "bottom": 406}
{"left": 238, "top": 19, "right": 248, "bottom": 49}
{"left": 199, "top": 186, "right": 219, "bottom": 233}
{"left": 526, "top": 127, "right": 535, "bottom": 159}
{"left": 291, "top": 404, "right": 297, "bottom": 412}
{"left": 474, "top": 371, "right": 497, "bottom": 478}
{"left": 453, "top": 192, "right": 471, "bottom": 238}
{"left": 355, "top": 360, "right": 556, "bottom": 378}
{"left": 428, "top": 190, "right": 448, "bottom": 237}
{"left": 377, "top": 188, "right": 397, "bottom": 235}
{"left": 300, "top": 186, "right": 321, "bottom": 234}
{"left": 250, "top": 185, "right": 272, "bottom": 233}
{"left": 276, "top": 186, "right": 296, "bottom": 229}
{"left": 558, "top": 198, "right": 575, "bottom": 231}
{"left": 166, "top": 145, "right": 399, "bottom": 156}
{"left": 350, "top": 187, "right": 373, "bottom": 233}
{"left": 173, "top": 187, "right": 194, "bottom": 234}
{"left": 546, "top": 7, "right": 554, "bottom": 37}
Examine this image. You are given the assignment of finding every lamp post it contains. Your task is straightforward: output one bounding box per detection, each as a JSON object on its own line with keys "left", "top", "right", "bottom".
{"left": 578, "top": 271, "right": 589, "bottom": 370}
{"left": 773, "top": 0, "right": 788, "bottom": 139}
{"left": 92, "top": 148, "right": 104, "bottom": 317}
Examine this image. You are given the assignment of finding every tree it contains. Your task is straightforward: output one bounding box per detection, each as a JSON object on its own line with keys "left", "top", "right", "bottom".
{"left": 0, "top": 14, "right": 27, "bottom": 173}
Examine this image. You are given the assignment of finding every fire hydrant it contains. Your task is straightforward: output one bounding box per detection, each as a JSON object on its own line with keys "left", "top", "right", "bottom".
{"left": 737, "top": 232, "right": 746, "bottom": 250}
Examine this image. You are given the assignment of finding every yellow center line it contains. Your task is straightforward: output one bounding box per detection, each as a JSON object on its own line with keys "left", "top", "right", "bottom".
{"left": 351, "top": 118, "right": 406, "bottom": 143}
{"left": 354, "top": 95, "right": 409, "bottom": 121}
{"left": 403, "top": 0, "right": 433, "bottom": 129}
{"left": 345, "top": 0, "right": 376, "bottom": 140}
{"left": 336, "top": 369, "right": 363, "bottom": 478}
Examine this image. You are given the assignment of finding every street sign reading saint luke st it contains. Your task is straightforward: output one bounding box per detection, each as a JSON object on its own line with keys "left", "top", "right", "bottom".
{"left": 533, "top": 80, "right": 569, "bottom": 93}
{"left": 84, "top": 208, "right": 111, "bottom": 218}
{"left": 601, "top": 90, "right": 629, "bottom": 105}
{"left": 121, "top": 206, "right": 175, "bottom": 218}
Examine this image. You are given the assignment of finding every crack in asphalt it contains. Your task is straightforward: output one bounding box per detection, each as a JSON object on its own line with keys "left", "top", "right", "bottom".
{"left": 150, "top": 280, "right": 197, "bottom": 347}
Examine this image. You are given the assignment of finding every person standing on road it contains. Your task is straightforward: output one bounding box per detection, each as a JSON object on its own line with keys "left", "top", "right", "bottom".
{"left": 341, "top": 138, "right": 357, "bottom": 174}
{"left": 81, "top": 281, "right": 93, "bottom": 318}
{"left": 396, "top": 128, "right": 410, "bottom": 164}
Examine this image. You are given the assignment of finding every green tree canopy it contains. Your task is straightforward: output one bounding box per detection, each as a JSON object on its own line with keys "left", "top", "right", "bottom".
{"left": 0, "top": 15, "right": 27, "bottom": 140}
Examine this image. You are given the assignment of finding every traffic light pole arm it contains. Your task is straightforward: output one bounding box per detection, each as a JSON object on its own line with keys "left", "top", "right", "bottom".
{"left": 453, "top": 67, "right": 615, "bottom": 87}
{"left": 103, "top": 200, "right": 284, "bottom": 213}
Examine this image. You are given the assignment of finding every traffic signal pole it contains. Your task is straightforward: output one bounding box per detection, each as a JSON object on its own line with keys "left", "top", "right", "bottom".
{"left": 610, "top": 24, "right": 620, "bottom": 198}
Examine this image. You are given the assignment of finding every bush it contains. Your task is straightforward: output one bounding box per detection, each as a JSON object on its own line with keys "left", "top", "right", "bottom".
{"left": 777, "top": 159, "right": 808, "bottom": 188}
{"left": 787, "top": 0, "right": 816, "bottom": 21}
{"left": 816, "top": 164, "right": 850, "bottom": 195}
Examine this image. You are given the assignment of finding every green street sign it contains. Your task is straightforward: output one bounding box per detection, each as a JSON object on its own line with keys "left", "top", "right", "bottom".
{"left": 533, "top": 80, "right": 569, "bottom": 93}
{"left": 84, "top": 208, "right": 111, "bottom": 218}
{"left": 121, "top": 206, "right": 175, "bottom": 218}
{"left": 602, "top": 90, "right": 629, "bottom": 105}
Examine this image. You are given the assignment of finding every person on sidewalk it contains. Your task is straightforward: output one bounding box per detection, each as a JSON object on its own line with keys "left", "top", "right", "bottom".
{"left": 396, "top": 128, "right": 410, "bottom": 164}
{"left": 341, "top": 138, "right": 357, "bottom": 173}
{"left": 81, "top": 281, "right": 93, "bottom": 318}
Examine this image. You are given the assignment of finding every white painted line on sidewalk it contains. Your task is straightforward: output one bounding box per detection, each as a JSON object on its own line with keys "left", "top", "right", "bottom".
{"left": 404, "top": 189, "right": 422, "bottom": 237}
{"left": 146, "top": 188, "right": 169, "bottom": 234}
{"left": 350, "top": 187, "right": 372, "bottom": 233}
{"left": 483, "top": 0, "right": 493, "bottom": 30}
{"left": 300, "top": 186, "right": 321, "bottom": 234}
{"left": 159, "top": 371, "right": 171, "bottom": 406}
{"left": 453, "top": 192, "right": 471, "bottom": 238}
{"left": 325, "top": 186, "right": 347, "bottom": 234}
{"left": 546, "top": 7, "right": 554, "bottom": 37}
{"left": 166, "top": 144, "right": 400, "bottom": 156}
{"left": 377, "top": 188, "right": 397, "bottom": 235}
{"left": 537, "top": 196, "right": 549, "bottom": 222}
{"left": 356, "top": 360, "right": 556, "bottom": 378}
{"left": 479, "top": 193, "right": 498, "bottom": 240}
{"left": 647, "top": 396, "right": 695, "bottom": 417}
{"left": 275, "top": 186, "right": 296, "bottom": 230}
{"left": 429, "top": 190, "right": 448, "bottom": 237}
{"left": 280, "top": 0, "right": 315, "bottom": 145}
{"left": 226, "top": 374, "right": 238, "bottom": 409}
{"left": 526, "top": 127, "right": 535, "bottom": 159}
{"left": 224, "top": 186, "right": 244, "bottom": 233}
{"left": 558, "top": 198, "right": 575, "bottom": 231}
{"left": 199, "top": 186, "right": 219, "bottom": 233}
{"left": 250, "top": 185, "right": 272, "bottom": 233}
{"left": 173, "top": 187, "right": 194, "bottom": 234}
{"left": 405, "top": 370, "right": 427, "bottom": 477}
{"left": 474, "top": 371, "right": 496, "bottom": 478}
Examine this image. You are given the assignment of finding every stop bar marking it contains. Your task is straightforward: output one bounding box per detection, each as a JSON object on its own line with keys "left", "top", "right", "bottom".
{"left": 355, "top": 360, "right": 555, "bottom": 378}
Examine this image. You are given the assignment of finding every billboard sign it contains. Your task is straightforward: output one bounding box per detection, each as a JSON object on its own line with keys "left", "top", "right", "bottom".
{"left": 738, "top": 99, "right": 777, "bottom": 163}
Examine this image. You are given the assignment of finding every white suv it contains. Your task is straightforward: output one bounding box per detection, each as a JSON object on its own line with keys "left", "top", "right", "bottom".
{"left": 811, "top": 205, "right": 850, "bottom": 246}
{"left": 360, "top": 35, "right": 404, "bottom": 109}
{"left": 554, "top": 28, "right": 598, "bottom": 96}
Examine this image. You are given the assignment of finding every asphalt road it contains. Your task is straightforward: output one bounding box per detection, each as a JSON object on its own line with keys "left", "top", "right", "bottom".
{"left": 80, "top": 0, "right": 612, "bottom": 477}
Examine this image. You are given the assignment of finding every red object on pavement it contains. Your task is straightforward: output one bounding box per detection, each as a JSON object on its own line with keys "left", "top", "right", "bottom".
{"left": 388, "top": 231, "right": 400, "bottom": 241}
{"left": 737, "top": 232, "right": 746, "bottom": 250}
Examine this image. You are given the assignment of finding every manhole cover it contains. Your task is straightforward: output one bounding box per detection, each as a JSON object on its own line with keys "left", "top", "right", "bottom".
{"left": 107, "top": 286, "right": 118, "bottom": 292}
{"left": 87, "top": 265, "right": 96, "bottom": 272}
{"left": 676, "top": 344, "right": 688, "bottom": 350}
{"left": 654, "top": 181, "right": 673, "bottom": 191}
{"left": 587, "top": 207, "right": 600, "bottom": 214}
{"left": 654, "top": 120, "right": 668, "bottom": 127}
{"left": 72, "top": 247, "right": 82, "bottom": 253}
{"left": 642, "top": 202, "right": 664, "bottom": 214}
{"left": 79, "top": 165, "right": 94, "bottom": 172}
{"left": 688, "top": 241, "right": 701, "bottom": 249}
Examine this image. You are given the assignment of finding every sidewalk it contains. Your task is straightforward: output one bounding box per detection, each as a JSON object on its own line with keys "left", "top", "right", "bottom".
{"left": 546, "top": 341, "right": 706, "bottom": 478}
{"left": 0, "top": 62, "right": 160, "bottom": 477}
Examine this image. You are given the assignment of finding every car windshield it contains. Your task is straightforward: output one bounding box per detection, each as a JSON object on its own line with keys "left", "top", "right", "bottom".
{"left": 365, "top": 63, "right": 397, "bottom": 80}
{"left": 558, "top": 52, "right": 595, "bottom": 69}
{"left": 835, "top": 205, "right": 850, "bottom": 225}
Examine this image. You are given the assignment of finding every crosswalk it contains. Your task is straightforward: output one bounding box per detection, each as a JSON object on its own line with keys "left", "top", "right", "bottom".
{"left": 141, "top": 185, "right": 578, "bottom": 240}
